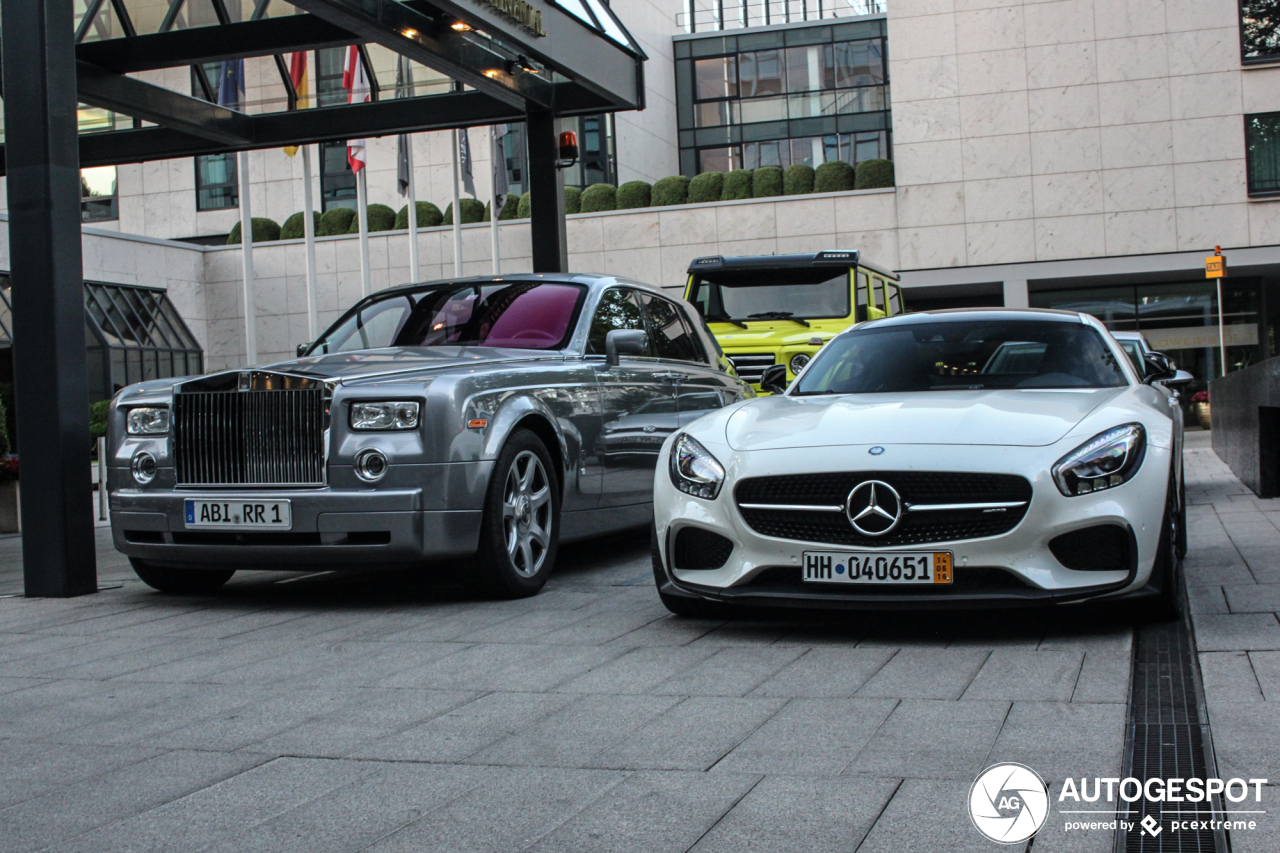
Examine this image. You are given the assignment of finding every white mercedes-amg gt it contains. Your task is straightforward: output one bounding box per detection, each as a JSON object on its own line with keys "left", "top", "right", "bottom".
{"left": 651, "top": 308, "right": 1188, "bottom": 618}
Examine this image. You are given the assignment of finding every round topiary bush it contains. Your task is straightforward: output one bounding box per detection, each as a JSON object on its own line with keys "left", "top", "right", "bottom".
{"left": 347, "top": 203, "right": 396, "bottom": 233}
{"left": 721, "top": 169, "right": 753, "bottom": 200}
{"left": 317, "top": 207, "right": 356, "bottom": 236}
{"left": 394, "top": 201, "right": 444, "bottom": 229}
{"left": 498, "top": 195, "right": 520, "bottom": 220}
{"left": 580, "top": 183, "right": 618, "bottom": 213}
{"left": 226, "top": 217, "right": 281, "bottom": 245}
{"left": 752, "top": 166, "right": 784, "bottom": 198}
{"left": 517, "top": 192, "right": 532, "bottom": 218}
{"left": 688, "top": 172, "right": 723, "bottom": 203}
{"left": 442, "top": 197, "right": 486, "bottom": 225}
{"left": 784, "top": 164, "right": 815, "bottom": 196}
{"left": 616, "top": 180, "right": 652, "bottom": 209}
{"left": 564, "top": 186, "right": 582, "bottom": 215}
{"left": 652, "top": 175, "right": 690, "bottom": 207}
{"left": 854, "top": 158, "right": 895, "bottom": 189}
{"left": 280, "top": 211, "right": 320, "bottom": 240}
{"left": 814, "top": 160, "right": 855, "bottom": 193}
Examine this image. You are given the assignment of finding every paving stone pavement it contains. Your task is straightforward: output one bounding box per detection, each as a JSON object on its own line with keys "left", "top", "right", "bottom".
{"left": 0, "top": 506, "right": 1142, "bottom": 851}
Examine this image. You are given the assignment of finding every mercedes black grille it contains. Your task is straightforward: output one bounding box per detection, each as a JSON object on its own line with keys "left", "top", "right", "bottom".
{"left": 735, "top": 471, "right": 1033, "bottom": 547}
{"left": 173, "top": 389, "right": 326, "bottom": 487}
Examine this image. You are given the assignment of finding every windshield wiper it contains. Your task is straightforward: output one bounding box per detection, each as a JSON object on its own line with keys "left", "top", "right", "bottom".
{"left": 706, "top": 312, "right": 748, "bottom": 329}
{"left": 747, "top": 311, "right": 810, "bottom": 327}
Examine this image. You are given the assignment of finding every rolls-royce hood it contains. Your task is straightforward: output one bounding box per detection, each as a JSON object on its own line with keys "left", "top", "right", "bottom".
{"left": 262, "top": 347, "right": 565, "bottom": 382}
{"left": 724, "top": 388, "right": 1127, "bottom": 450}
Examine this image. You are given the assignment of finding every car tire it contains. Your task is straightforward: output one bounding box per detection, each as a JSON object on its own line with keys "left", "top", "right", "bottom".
{"left": 129, "top": 558, "right": 234, "bottom": 594}
{"left": 467, "top": 429, "right": 560, "bottom": 599}
{"left": 1144, "top": 470, "right": 1182, "bottom": 623}
{"left": 650, "top": 525, "right": 730, "bottom": 619}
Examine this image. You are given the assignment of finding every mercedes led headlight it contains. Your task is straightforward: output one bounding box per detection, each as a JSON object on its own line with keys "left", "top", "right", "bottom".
{"left": 126, "top": 407, "right": 170, "bottom": 435}
{"left": 1052, "top": 423, "right": 1146, "bottom": 496}
{"left": 669, "top": 433, "right": 725, "bottom": 499}
{"left": 789, "top": 353, "right": 811, "bottom": 375}
{"left": 350, "top": 401, "right": 420, "bottom": 430}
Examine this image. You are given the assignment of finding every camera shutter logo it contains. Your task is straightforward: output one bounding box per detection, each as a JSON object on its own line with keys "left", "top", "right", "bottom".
{"left": 968, "top": 763, "right": 1049, "bottom": 844}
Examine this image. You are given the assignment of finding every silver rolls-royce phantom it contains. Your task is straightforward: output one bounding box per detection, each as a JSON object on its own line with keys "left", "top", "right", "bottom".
{"left": 109, "top": 274, "right": 752, "bottom": 598}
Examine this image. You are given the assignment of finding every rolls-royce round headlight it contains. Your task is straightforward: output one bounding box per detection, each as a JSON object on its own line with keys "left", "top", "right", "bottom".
{"left": 126, "top": 407, "right": 170, "bottom": 435}
{"left": 789, "top": 353, "right": 811, "bottom": 375}
{"left": 354, "top": 448, "right": 389, "bottom": 482}
{"left": 131, "top": 451, "right": 157, "bottom": 485}
{"left": 1052, "top": 424, "right": 1146, "bottom": 496}
{"left": 669, "top": 433, "right": 725, "bottom": 499}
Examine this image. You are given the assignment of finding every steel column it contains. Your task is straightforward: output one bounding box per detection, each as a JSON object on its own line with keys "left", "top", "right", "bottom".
{"left": 526, "top": 109, "right": 567, "bottom": 273}
{"left": 1, "top": 0, "right": 98, "bottom": 596}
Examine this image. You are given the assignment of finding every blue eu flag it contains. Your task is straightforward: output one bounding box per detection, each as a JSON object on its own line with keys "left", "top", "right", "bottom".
{"left": 217, "top": 59, "right": 245, "bottom": 110}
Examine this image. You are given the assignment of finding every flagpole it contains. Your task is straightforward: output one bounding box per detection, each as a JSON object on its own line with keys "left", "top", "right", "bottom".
{"left": 452, "top": 128, "right": 464, "bottom": 276}
{"left": 490, "top": 126, "right": 501, "bottom": 275}
{"left": 236, "top": 151, "right": 258, "bottom": 365}
{"left": 356, "top": 167, "right": 371, "bottom": 297}
{"left": 301, "top": 144, "right": 319, "bottom": 341}
{"left": 406, "top": 135, "right": 420, "bottom": 282}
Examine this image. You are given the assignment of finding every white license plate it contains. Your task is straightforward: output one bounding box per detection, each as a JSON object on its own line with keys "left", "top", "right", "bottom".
{"left": 184, "top": 499, "right": 292, "bottom": 530}
{"left": 802, "top": 550, "right": 953, "bottom": 584}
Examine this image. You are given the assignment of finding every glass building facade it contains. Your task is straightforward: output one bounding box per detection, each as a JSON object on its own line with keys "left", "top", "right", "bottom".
{"left": 674, "top": 18, "right": 891, "bottom": 176}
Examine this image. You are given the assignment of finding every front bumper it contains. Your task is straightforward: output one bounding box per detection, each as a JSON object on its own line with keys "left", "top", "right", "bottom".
{"left": 110, "top": 461, "right": 491, "bottom": 567}
{"left": 653, "top": 442, "right": 1171, "bottom": 610}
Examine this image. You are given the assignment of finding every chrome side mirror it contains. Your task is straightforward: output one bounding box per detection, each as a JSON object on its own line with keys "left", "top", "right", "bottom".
{"left": 760, "top": 364, "right": 788, "bottom": 394}
{"left": 1142, "top": 352, "right": 1177, "bottom": 384}
{"left": 296, "top": 342, "right": 312, "bottom": 357}
{"left": 605, "top": 329, "right": 647, "bottom": 367}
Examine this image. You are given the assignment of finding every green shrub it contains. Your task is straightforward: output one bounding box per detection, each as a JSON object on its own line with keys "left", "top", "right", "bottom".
{"left": 316, "top": 207, "right": 356, "bottom": 236}
{"left": 88, "top": 400, "right": 109, "bottom": 455}
{"left": 784, "top": 164, "right": 815, "bottom": 196}
{"left": 752, "top": 166, "right": 784, "bottom": 198}
{"left": 854, "top": 158, "right": 895, "bottom": 189}
{"left": 652, "top": 175, "right": 690, "bottom": 206}
{"left": 564, "top": 186, "right": 582, "bottom": 214}
{"left": 226, "top": 217, "right": 281, "bottom": 244}
{"left": 616, "top": 181, "right": 652, "bottom": 209}
{"left": 517, "top": 192, "right": 532, "bottom": 218}
{"left": 280, "top": 211, "right": 320, "bottom": 240}
{"left": 443, "top": 198, "right": 486, "bottom": 225}
{"left": 688, "top": 172, "right": 723, "bottom": 203}
{"left": 497, "top": 195, "right": 520, "bottom": 220}
{"left": 394, "top": 201, "right": 444, "bottom": 229}
{"left": 347, "top": 203, "right": 397, "bottom": 233}
{"left": 580, "top": 183, "right": 617, "bottom": 213}
{"left": 721, "top": 169, "right": 753, "bottom": 200}
{"left": 814, "top": 160, "right": 855, "bottom": 193}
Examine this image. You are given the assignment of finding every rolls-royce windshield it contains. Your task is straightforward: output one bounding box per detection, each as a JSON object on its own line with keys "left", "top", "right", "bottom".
{"left": 313, "top": 281, "right": 588, "bottom": 353}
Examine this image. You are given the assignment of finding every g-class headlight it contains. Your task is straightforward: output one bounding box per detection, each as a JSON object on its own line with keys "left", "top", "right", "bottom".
{"left": 789, "top": 353, "right": 811, "bottom": 375}
{"left": 350, "top": 401, "right": 420, "bottom": 430}
{"left": 669, "top": 433, "right": 725, "bottom": 499}
{"left": 1052, "top": 424, "right": 1146, "bottom": 496}
{"left": 126, "top": 407, "right": 170, "bottom": 435}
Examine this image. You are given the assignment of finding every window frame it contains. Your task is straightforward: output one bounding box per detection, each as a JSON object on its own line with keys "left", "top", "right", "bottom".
{"left": 194, "top": 152, "right": 239, "bottom": 212}
{"left": 1245, "top": 111, "right": 1280, "bottom": 197}
{"left": 1240, "top": 0, "right": 1280, "bottom": 65}
{"left": 80, "top": 165, "right": 119, "bottom": 223}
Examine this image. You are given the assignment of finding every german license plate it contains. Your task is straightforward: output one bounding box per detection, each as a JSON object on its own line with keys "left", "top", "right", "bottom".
{"left": 184, "top": 499, "right": 292, "bottom": 530}
{"left": 802, "top": 551, "right": 952, "bottom": 584}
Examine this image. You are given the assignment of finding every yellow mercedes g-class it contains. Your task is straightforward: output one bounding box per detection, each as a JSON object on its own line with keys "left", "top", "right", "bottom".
{"left": 684, "top": 250, "right": 906, "bottom": 391}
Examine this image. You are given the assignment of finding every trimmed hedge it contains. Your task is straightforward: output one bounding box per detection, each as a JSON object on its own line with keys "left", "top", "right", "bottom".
{"left": 854, "top": 158, "right": 895, "bottom": 189}
{"left": 484, "top": 195, "right": 522, "bottom": 221}
{"left": 316, "top": 207, "right": 356, "bottom": 236}
{"left": 652, "top": 174, "right": 690, "bottom": 206}
{"left": 517, "top": 192, "right": 532, "bottom": 218}
{"left": 564, "top": 186, "right": 582, "bottom": 215}
{"left": 346, "top": 203, "right": 397, "bottom": 233}
{"left": 581, "top": 183, "right": 617, "bottom": 213}
{"left": 226, "top": 217, "right": 280, "bottom": 244}
{"left": 688, "top": 172, "right": 723, "bottom": 203}
{"left": 721, "top": 169, "right": 753, "bottom": 200}
{"left": 394, "top": 201, "right": 444, "bottom": 229}
{"left": 814, "top": 160, "right": 855, "bottom": 193}
{"left": 784, "top": 164, "right": 815, "bottom": 196}
{"left": 752, "top": 166, "right": 784, "bottom": 198}
{"left": 281, "top": 211, "right": 320, "bottom": 240}
{"left": 616, "top": 180, "right": 652, "bottom": 210}
{"left": 442, "top": 198, "right": 486, "bottom": 225}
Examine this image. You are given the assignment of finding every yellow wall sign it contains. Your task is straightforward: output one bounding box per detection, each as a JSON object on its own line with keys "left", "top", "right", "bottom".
{"left": 1205, "top": 255, "right": 1226, "bottom": 278}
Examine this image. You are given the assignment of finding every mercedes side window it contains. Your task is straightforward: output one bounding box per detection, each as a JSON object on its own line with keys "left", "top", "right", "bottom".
{"left": 587, "top": 288, "right": 651, "bottom": 356}
{"left": 887, "top": 283, "right": 903, "bottom": 315}
{"left": 856, "top": 272, "right": 870, "bottom": 321}
{"left": 640, "top": 293, "right": 704, "bottom": 363}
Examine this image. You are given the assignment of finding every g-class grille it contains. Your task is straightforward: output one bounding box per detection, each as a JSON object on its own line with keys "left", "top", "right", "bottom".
{"left": 726, "top": 353, "right": 776, "bottom": 382}
{"left": 735, "top": 471, "right": 1032, "bottom": 547}
{"left": 173, "top": 389, "right": 326, "bottom": 487}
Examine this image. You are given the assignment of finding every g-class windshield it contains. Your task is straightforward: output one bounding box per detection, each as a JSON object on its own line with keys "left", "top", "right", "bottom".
{"left": 688, "top": 270, "right": 850, "bottom": 323}
{"left": 311, "top": 282, "right": 588, "bottom": 354}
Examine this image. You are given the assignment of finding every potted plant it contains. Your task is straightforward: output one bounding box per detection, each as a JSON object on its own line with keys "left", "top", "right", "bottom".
{"left": 1191, "top": 390, "right": 1211, "bottom": 430}
{"left": 0, "top": 456, "right": 18, "bottom": 533}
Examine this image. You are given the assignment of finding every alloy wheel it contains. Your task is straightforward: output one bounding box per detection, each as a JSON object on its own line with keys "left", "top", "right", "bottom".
{"left": 501, "top": 450, "right": 552, "bottom": 577}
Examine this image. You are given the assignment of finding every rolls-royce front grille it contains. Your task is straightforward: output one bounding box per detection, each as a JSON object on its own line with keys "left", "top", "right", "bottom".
{"left": 173, "top": 389, "right": 326, "bottom": 487}
{"left": 726, "top": 353, "right": 776, "bottom": 382}
{"left": 735, "top": 471, "right": 1032, "bottom": 547}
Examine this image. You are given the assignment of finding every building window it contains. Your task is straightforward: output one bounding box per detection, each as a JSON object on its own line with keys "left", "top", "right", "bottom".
{"left": 320, "top": 141, "right": 357, "bottom": 211}
{"left": 1242, "top": 0, "right": 1280, "bottom": 63}
{"left": 195, "top": 153, "right": 238, "bottom": 210}
{"left": 315, "top": 48, "right": 349, "bottom": 107}
{"left": 81, "top": 166, "right": 118, "bottom": 222}
{"left": 1247, "top": 112, "right": 1280, "bottom": 196}
{"left": 565, "top": 114, "right": 615, "bottom": 189}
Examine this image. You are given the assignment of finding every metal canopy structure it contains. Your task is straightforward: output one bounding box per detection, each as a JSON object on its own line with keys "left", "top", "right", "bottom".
{"left": 1, "top": 0, "right": 645, "bottom": 596}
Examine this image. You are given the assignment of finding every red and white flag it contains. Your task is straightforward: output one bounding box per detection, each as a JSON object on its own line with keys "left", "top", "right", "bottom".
{"left": 343, "top": 46, "right": 370, "bottom": 172}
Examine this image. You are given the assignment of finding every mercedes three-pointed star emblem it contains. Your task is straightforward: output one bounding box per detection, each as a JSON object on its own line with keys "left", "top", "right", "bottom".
{"left": 845, "top": 480, "right": 903, "bottom": 537}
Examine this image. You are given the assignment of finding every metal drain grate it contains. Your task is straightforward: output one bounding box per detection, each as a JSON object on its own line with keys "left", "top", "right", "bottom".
{"left": 1116, "top": 617, "right": 1227, "bottom": 853}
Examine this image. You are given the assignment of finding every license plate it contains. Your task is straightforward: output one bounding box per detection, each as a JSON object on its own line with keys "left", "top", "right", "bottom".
{"left": 184, "top": 499, "right": 292, "bottom": 530}
{"left": 802, "top": 550, "right": 953, "bottom": 584}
